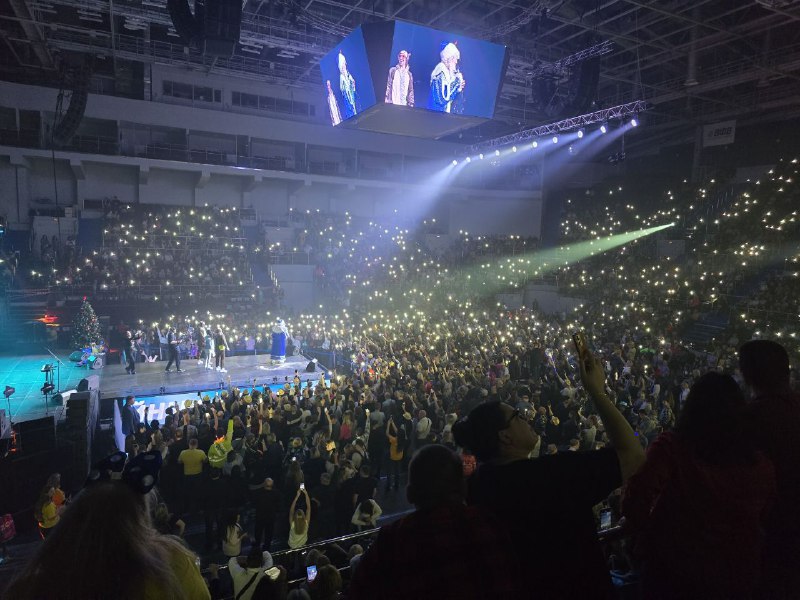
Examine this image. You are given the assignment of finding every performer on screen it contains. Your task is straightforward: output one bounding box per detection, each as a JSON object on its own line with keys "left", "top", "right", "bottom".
{"left": 326, "top": 80, "right": 342, "bottom": 126}
{"left": 385, "top": 50, "right": 414, "bottom": 107}
{"left": 270, "top": 318, "right": 290, "bottom": 365}
{"left": 338, "top": 51, "right": 358, "bottom": 119}
{"left": 429, "top": 42, "right": 465, "bottom": 113}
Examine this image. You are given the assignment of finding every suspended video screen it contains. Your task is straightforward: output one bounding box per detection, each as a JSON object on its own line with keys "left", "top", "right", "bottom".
{"left": 320, "top": 21, "right": 508, "bottom": 136}
{"left": 384, "top": 21, "right": 508, "bottom": 119}
{"left": 319, "top": 25, "right": 377, "bottom": 126}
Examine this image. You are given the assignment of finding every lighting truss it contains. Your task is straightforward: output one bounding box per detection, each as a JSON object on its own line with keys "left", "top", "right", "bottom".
{"left": 528, "top": 40, "right": 614, "bottom": 78}
{"left": 485, "top": 1, "right": 550, "bottom": 39}
{"left": 469, "top": 100, "right": 648, "bottom": 151}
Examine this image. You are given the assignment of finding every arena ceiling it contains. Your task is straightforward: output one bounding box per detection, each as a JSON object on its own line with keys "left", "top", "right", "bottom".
{"left": 1, "top": 0, "right": 800, "bottom": 148}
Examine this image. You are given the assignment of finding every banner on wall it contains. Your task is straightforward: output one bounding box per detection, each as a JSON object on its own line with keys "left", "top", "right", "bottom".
{"left": 702, "top": 120, "right": 736, "bottom": 147}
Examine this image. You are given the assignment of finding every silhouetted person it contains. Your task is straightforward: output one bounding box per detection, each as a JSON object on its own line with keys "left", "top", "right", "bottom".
{"left": 740, "top": 340, "right": 800, "bottom": 599}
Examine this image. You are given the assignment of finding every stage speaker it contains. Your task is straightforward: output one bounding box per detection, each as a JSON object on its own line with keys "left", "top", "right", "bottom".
{"left": 99, "top": 397, "right": 116, "bottom": 420}
{"left": 203, "top": 0, "right": 242, "bottom": 57}
{"left": 18, "top": 416, "right": 56, "bottom": 453}
{"left": 305, "top": 359, "right": 317, "bottom": 373}
{"left": 77, "top": 375, "right": 100, "bottom": 392}
{"left": 167, "top": 0, "right": 202, "bottom": 46}
{"left": 565, "top": 57, "right": 600, "bottom": 115}
{"left": 52, "top": 61, "right": 92, "bottom": 147}
{"left": 88, "top": 354, "right": 104, "bottom": 369}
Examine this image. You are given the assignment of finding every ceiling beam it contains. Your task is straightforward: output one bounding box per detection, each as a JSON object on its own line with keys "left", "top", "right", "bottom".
{"left": 8, "top": 0, "right": 54, "bottom": 69}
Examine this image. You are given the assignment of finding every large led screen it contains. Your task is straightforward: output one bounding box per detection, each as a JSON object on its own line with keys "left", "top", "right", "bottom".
{"left": 385, "top": 21, "right": 508, "bottom": 119}
{"left": 319, "top": 26, "right": 377, "bottom": 126}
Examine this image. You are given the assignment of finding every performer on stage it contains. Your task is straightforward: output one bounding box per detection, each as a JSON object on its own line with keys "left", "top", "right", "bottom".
{"left": 271, "top": 319, "right": 290, "bottom": 365}
{"left": 196, "top": 322, "right": 207, "bottom": 367}
{"left": 326, "top": 80, "right": 342, "bottom": 126}
{"left": 429, "top": 42, "right": 465, "bottom": 113}
{"left": 124, "top": 329, "right": 141, "bottom": 375}
{"left": 164, "top": 326, "right": 183, "bottom": 373}
{"left": 203, "top": 325, "right": 216, "bottom": 370}
{"left": 215, "top": 327, "right": 230, "bottom": 373}
{"left": 339, "top": 51, "right": 358, "bottom": 119}
{"left": 385, "top": 50, "right": 414, "bottom": 107}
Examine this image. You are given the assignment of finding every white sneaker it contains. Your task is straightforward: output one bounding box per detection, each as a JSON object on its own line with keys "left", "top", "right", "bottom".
{"left": 197, "top": 360, "right": 203, "bottom": 366}
{"left": 220, "top": 368, "right": 227, "bottom": 373}
{"left": 215, "top": 366, "right": 221, "bottom": 371}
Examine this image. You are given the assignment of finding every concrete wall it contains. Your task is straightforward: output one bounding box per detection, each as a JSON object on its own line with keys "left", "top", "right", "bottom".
{"left": 0, "top": 148, "right": 543, "bottom": 242}
{"left": 450, "top": 197, "right": 542, "bottom": 238}
{"left": 524, "top": 283, "right": 586, "bottom": 315}
{"left": 270, "top": 265, "right": 315, "bottom": 312}
{"left": 0, "top": 80, "right": 464, "bottom": 159}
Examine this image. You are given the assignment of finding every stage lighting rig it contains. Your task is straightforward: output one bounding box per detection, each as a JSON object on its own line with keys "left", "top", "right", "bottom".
{"left": 469, "top": 100, "right": 648, "bottom": 152}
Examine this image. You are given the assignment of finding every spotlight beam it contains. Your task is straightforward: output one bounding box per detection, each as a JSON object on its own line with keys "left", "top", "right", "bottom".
{"left": 459, "top": 223, "right": 675, "bottom": 300}
{"left": 355, "top": 223, "right": 675, "bottom": 310}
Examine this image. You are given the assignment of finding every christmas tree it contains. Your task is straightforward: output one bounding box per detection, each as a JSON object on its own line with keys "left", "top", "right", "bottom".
{"left": 71, "top": 298, "right": 103, "bottom": 349}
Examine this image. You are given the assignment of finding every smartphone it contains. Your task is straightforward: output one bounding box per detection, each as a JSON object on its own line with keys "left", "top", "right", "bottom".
{"left": 266, "top": 566, "right": 280, "bottom": 581}
{"left": 299, "top": 483, "right": 305, "bottom": 491}
{"left": 306, "top": 565, "right": 317, "bottom": 582}
{"left": 572, "top": 330, "right": 588, "bottom": 358}
{"left": 600, "top": 509, "right": 612, "bottom": 530}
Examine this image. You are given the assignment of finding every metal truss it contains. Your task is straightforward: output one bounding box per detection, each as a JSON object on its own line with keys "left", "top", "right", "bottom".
{"left": 484, "top": 1, "right": 550, "bottom": 39}
{"left": 469, "top": 100, "right": 648, "bottom": 151}
{"left": 528, "top": 40, "right": 614, "bottom": 78}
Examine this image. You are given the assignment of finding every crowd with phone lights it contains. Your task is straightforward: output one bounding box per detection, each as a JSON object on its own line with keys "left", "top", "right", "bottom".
{"left": 4, "top": 157, "right": 800, "bottom": 600}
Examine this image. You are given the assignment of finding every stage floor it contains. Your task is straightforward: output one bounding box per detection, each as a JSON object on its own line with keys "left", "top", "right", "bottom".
{"left": 0, "top": 353, "right": 319, "bottom": 424}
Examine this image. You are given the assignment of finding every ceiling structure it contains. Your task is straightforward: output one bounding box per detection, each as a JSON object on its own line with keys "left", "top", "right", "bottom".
{"left": 1, "top": 0, "right": 799, "bottom": 149}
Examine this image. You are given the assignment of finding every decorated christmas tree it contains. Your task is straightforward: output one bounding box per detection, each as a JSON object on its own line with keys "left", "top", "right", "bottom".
{"left": 71, "top": 298, "right": 103, "bottom": 349}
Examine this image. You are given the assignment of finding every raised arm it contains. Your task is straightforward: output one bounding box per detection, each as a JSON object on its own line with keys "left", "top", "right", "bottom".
{"left": 302, "top": 488, "right": 311, "bottom": 525}
{"left": 579, "top": 350, "right": 645, "bottom": 481}
{"left": 289, "top": 490, "right": 300, "bottom": 527}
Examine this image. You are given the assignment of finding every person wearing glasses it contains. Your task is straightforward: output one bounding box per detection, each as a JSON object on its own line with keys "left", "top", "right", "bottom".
{"left": 453, "top": 350, "right": 644, "bottom": 599}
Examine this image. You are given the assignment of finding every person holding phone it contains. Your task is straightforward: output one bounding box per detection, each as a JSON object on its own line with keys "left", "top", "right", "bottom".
{"left": 452, "top": 331, "right": 645, "bottom": 599}
{"left": 288, "top": 486, "right": 311, "bottom": 549}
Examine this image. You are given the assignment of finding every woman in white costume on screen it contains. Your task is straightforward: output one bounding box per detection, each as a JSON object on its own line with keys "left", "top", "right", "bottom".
{"left": 429, "top": 42, "right": 465, "bottom": 113}
{"left": 338, "top": 51, "right": 358, "bottom": 119}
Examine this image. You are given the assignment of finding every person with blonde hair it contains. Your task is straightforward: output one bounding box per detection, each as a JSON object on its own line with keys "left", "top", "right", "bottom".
{"left": 7, "top": 457, "right": 209, "bottom": 599}
{"left": 34, "top": 487, "right": 62, "bottom": 539}
{"left": 429, "top": 42, "right": 465, "bottom": 113}
{"left": 44, "top": 473, "right": 66, "bottom": 507}
{"left": 338, "top": 51, "right": 358, "bottom": 119}
{"left": 288, "top": 486, "right": 311, "bottom": 549}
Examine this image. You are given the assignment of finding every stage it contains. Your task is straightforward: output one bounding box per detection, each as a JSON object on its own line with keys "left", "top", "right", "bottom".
{"left": 0, "top": 352, "right": 323, "bottom": 425}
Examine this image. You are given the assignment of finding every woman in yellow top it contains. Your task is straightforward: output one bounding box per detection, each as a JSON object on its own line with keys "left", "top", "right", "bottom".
{"left": 35, "top": 487, "right": 62, "bottom": 538}
{"left": 386, "top": 417, "right": 405, "bottom": 491}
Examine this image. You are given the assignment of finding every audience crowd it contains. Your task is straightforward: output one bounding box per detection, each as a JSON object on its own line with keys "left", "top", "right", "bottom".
{"left": 3, "top": 157, "right": 800, "bottom": 599}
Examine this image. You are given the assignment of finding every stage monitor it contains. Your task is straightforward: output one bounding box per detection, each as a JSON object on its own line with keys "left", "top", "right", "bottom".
{"left": 319, "top": 25, "right": 378, "bottom": 126}
{"left": 320, "top": 20, "right": 509, "bottom": 139}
